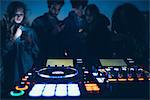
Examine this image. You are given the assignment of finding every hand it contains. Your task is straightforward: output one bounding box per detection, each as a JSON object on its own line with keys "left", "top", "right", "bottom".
{"left": 13, "top": 26, "right": 22, "bottom": 40}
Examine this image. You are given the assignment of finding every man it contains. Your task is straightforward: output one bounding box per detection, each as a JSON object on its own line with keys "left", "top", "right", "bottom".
{"left": 61, "top": 0, "right": 88, "bottom": 58}
{"left": 85, "top": 4, "right": 112, "bottom": 59}
{"left": 32, "top": 0, "right": 64, "bottom": 66}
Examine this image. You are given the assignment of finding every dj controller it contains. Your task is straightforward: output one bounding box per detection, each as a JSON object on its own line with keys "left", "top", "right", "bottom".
{"left": 5, "top": 58, "right": 150, "bottom": 99}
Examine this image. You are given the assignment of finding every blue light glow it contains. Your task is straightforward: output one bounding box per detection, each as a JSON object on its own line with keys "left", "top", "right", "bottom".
{"left": 92, "top": 72, "right": 98, "bottom": 76}
{"left": 96, "top": 78, "right": 105, "bottom": 83}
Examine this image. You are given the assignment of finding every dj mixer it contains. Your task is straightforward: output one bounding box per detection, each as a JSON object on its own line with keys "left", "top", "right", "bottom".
{"left": 5, "top": 58, "right": 150, "bottom": 99}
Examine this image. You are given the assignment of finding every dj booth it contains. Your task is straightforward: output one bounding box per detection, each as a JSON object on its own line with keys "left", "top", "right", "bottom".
{"left": 4, "top": 58, "right": 150, "bottom": 99}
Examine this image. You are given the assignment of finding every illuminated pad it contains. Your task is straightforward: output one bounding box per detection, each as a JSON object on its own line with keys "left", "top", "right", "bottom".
{"left": 29, "top": 84, "right": 45, "bottom": 97}
{"left": 29, "top": 84, "right": 80, "bottom": 97}
{"left": 96, "top": 78, "right": 105, "bottom": 83}
{"left": 55, "top": 84, "right": 67, "bottom": 96}
{"left": 46, "top": 59, "right": 73, "bottom": 67}
{"left": 42, "top": 84, "right": 56, "bottom": 97}
{"left": 85, "top": 84, "right": 100, "bottom": 92}
{"left": 68, "top": 84, "right": 80, "bottom": 96}
{"left": 99, "top": 59, "right": 127, "bottom": 66}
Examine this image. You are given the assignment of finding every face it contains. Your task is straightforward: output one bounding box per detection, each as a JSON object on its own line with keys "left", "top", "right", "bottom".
{"left": 75, "top": 6, "right": 85, "bottom": 17}
{"left": 14, "top": 8, "right": 24, "bottom": 24}
{"left": 49, "top": 4, "right": 62, "bottom": 17}
{"left": 85, "top": 9, "right": 94, "bottom": 23}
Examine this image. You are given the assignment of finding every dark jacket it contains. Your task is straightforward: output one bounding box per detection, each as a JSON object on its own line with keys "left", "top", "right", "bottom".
{"left": 32, "top": 13, "right": 63, "bottom": 65}
{"left": 61, "top": 11, "right": 87, "bottom": 58}
{"left": 86, "top": 13, "right": 112, "bottom": 58}
{"left": 1, "top": 17, "right": 39, "bottom": 89}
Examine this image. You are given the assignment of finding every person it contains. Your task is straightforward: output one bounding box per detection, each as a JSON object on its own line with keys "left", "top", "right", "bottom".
{"left": 61, "top": 0, "right": 88, "bottom": 58}
{"left": 32, "top": 0, "right": 64, "bottom": 66}
{"left": 1, "top": 1, "right": 39, "bottom": 93}
{"left": 85, "top": 4, "right": 112, "bottom": 60}
{"left": 111, "top": 3, "right": 148, "bottom": 65}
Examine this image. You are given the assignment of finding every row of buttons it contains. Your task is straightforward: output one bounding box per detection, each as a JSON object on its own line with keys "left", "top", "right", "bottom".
{"left": 29, "top": 84, "right": 80, "bottom": 97}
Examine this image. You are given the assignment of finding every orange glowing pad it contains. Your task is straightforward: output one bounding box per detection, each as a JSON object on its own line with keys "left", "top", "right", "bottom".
{"left": 118, "top": 78, "right": 127, "bottom": 81}
{"left": 108, "top": 79, "right": 117, "bottom": 82}
{"left": 85, "top": 84, "right": 100, "bottom": 92}
{"left": 128, "top": 78, "right": 134, "bottom": 81}
{"left": 15, "top": 85, "right": 28, "bottom": 90}
{"left": 85, "top": 87, "right": 93, "bottom": 91}
{"left": 149, "top": 78, "right": 150, "bottom": 80}
{"left": 138, "top": 78, "right": 144, "bottom": 81}
{"left": 85, "top": 84, "right": 97, "bottom": 87}
{"left": 92, "top": 87, "right": 100, "bottom": 91}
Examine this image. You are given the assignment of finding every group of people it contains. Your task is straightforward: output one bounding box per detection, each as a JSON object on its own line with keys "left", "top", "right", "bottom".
{"left": 1, "top": 0, "right": 148, "bottom": 94}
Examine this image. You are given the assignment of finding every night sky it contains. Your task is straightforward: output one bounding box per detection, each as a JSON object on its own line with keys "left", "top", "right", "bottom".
{"left": 0, "top": 0, "right": 149, "bottom": 23}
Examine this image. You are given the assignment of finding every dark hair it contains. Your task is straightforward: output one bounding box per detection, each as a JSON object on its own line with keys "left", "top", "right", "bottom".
{"left": 71, "top": 0, "right": 88, "bottom": 9}
{"left": 111, "top": 3, "right": 145, "bottom": 38}
{"left": 6, "top": 1, "right": 26, "bottom": 21}
{"left": 47, "top": 0, "right": 64, "bottom": 8}
{"left": 85, "top": 4, "right": 99, "bottom": 16}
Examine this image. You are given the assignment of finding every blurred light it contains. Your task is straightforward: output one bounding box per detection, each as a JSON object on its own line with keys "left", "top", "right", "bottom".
{"left": 10, "top": 90, "right": 25, "bottom": 96}
{"left": 108, "top": 79, "right": 117, "bottom": 82}
{"left": 85, "top": 83, "right": 100, "bottom": 92}
{"left": 96, "top": 78, "right": 105, "bottom": 83}
{"left": 84, "top": 71, "right": 89, "bottom": 74}
{"left": 114, "top": 68, "right": 119, "bottom": 71}
{"left": 105, "top": 68, "right": 111, "bottom": 71}
{"left": 128, "top": 78, "right": 134, "bottom": 81}
{"left": 127, "top": 58, "right": 133, "bottom": 60}
{"left": 130, "top": 68, "right": 134, "bottom": 71}
{"left": 25, "top": 76, "right": 29, "bottom": 79}
{"left": 118, "top": 78, "right": 127, "bottom": 81}
{"left": 138, "top": 78, "right": 144, "bottom": 81}
{"left": 26, "top": 82, "right": 30, "bottom": 85}
{"left": 28, "top": 73, "right": 32, "bottom": 76}
{"left": 122, "top": 67, "right": 127, "bottom": 71}
{"left": 21, "top": 82, "right": 25, "bottom": 84}
{"left": 129, "top": 61, "right": 135, "bottom": 63}
{"left": 15, "top": 85, "right": 28, "bottom": 91}
{"left": 22, "top": 78, "right": 27, "bottom": 81}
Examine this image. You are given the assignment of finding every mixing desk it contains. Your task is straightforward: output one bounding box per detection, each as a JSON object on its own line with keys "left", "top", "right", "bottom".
{"left": 3, "top": 58, "right": 150, "bottom": 99}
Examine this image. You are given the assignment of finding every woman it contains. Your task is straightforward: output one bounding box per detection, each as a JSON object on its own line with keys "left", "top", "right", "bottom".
{"left": 111, "top": 3, "right": 148, "bottom": 65}
{"left": 85, "top": 4, "right": 112, "bottom": 58}
{"left": 1, "top": 1, "right": 39, "bottom": 92}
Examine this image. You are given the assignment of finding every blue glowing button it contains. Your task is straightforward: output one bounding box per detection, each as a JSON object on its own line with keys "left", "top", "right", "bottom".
{"left": 42, "top": 84, "right": 56, "bottom": 97}
{"left": 92, "top": 72, "right": 98, "bottom": 76}
{"left": 29, "top": 84, "right": 45, "bottom": 97}
{"left": 10, "top": 90, "right": 25, "bottom": 96}
{"left": 96, "top": 78, "right": 105, "bottom": 83}
{"left": 55, "top": 84, "right": 67, "bottom": 96}
{"left": 68, "top": 84, "right": 80, "bottom": 96}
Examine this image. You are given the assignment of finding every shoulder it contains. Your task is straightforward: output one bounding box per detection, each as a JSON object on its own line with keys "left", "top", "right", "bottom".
{"left": 32, "top": 13, "right": 48, "bottom": 25}
{"left": 97, "top": 13, "right": 110, "bottom": 26}
{"left": 63, "top": 11, "right": 75, "bottom": 23}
